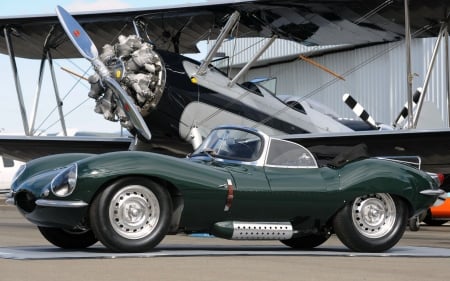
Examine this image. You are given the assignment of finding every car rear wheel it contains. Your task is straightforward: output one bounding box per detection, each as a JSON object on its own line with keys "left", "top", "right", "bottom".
{"left": 89, "top": 177, "right": 172, "bottom": 252}
{"left": 281, "top": 233, "right": 331, "bottom": 249}
{"left": 333, "top": 193, "right": 407, "bottom": 252}
{"left": 38, "top": 226, "right": 98, "bottom": 249}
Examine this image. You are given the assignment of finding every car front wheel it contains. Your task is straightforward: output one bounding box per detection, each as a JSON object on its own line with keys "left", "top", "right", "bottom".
{"left": 333, "top": 193, "right": 407, "bottom": 252}
{"left": 89, "top": 177, "right": 172, "bottom": 252}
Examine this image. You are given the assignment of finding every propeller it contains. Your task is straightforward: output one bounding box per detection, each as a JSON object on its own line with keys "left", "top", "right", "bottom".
{"left": 342, "top": 93, "right": 378, "bottom": 129}
{"left": 55, "top": 6, "right": 152, "bottom": 140}
{"left": 392, "top": 88, "right": 422, "bottom": 128}
{"left": 343, "top": 88, "right": 423, "bottom": 130}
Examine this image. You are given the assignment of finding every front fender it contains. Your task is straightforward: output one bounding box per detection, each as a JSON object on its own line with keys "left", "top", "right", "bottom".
{"left": 12, "top": 153, "right": 94, "bottom": 189}
{"left": 72, "top": 151, "right": 232, "bottom": 205}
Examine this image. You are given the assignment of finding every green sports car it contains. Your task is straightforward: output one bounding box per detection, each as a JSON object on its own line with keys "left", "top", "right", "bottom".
{"left": 6, "top": 125, "right": 445, "bottom": 253}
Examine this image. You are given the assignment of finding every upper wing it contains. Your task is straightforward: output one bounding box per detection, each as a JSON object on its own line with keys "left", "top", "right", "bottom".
{"left": 1, "top": 0, "right": 448, "bottom": 59}
{"left": 0, "top": 136, "right": 131, "bottom": 162}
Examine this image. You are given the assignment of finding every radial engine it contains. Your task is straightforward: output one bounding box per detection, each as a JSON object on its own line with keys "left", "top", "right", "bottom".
{"left": 87, "top": 35, "right": 166, "bottom": 130}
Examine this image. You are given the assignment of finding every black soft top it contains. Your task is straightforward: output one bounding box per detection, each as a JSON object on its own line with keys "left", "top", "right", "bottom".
{"left": 308, "top": 143, "right": 369, "bottom": 168}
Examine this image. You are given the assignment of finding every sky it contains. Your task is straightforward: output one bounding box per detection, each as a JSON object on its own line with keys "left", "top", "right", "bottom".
{"left": 0, "top": 0, "right": 206, "bottom": 135}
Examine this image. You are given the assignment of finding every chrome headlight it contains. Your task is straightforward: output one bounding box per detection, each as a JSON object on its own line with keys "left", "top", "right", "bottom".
{"left": 50, "top": 164, "right": 78, "bottom": 197}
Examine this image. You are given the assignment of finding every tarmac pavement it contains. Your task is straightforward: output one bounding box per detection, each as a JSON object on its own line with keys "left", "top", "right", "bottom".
{"left": 0, "top": 203, "right": 450, "bottom": 281}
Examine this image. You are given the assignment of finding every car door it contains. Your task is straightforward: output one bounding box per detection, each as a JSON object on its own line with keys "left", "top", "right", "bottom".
{"left": 263, "top": 139, "right": 340, "bottom": 221}
{"left": 224, "top": 164, "right": 273, "bottom": 220}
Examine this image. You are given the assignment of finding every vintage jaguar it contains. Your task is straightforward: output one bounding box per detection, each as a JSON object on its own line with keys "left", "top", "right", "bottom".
{"left": 6, "top": 125, "right": 445, "bottom": 253}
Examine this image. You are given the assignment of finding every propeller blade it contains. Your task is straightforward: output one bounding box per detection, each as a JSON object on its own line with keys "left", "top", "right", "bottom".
{"left": 342, "top": 93, "right": 378, "bottom": 129}
{"left": 103, "top": 77, "right": 152, "bottom": 140}
{"left": 55, "top": 6, "right": 98, "bottom": 60}
{"left": 55, "top": 6, "right": 151, "bottom": 140}
{"left": 393, "top": 88, "right": 422, "bottom": 128}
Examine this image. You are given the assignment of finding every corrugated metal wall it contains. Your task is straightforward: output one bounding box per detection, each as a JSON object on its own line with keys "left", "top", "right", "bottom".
{"left": 214, "top": 38, "right": 450, "bottom": 129}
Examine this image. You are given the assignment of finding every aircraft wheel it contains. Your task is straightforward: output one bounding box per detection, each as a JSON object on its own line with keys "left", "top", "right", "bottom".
{"left": 38, "top": 226, "right": 98, "bottom": 249}
{"left": 333, "top": 193, "right": 407, "bottom": 252}
{"left": 90, "top": 177, "right": 172, "bottom": 252}
{"left": 281, "top": 233, "right": 330, "bottom": 249}
{"left": 408, "top": 216, "right": 421, "bottom": 231}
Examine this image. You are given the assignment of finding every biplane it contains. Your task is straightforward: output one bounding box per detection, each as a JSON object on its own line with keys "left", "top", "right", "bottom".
{"left": 1, "top": 0, "right": 450, "bottom": 187}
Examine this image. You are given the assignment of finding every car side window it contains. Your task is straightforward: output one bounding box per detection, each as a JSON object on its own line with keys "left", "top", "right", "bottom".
{"left": 266, "top": 139, "right": 318, "bottom": 168}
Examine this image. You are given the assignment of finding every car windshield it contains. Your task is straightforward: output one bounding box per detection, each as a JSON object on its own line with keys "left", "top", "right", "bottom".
{"left": 192, "top": 128, "right": 263, "bottom": 162}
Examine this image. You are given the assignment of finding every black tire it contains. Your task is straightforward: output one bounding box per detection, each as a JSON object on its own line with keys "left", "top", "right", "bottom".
{"left": 281, "top": 233, "right": 331, "bottom": 249}
{"left": 89, "top": 177, "right": 172, "bottom": 252}
{"left": 408, "top": 216, "right": 421, "bottom": 231}
{"left": 38, "top": 226, "right": 98, "bottom": 249}
{"left": 423, "top": 209, "right": 448, "bottom": 226}
{"left": 423, "top": 218, "right": 448, "bottom": 226}
{"left": 333, "top": 193, "right": 408, "bottom": 252}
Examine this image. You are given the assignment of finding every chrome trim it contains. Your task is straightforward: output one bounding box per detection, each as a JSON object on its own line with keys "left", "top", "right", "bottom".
{"left": 264, "top": 164, "right": 317, "bottom": 169}
{"left": 36, "top": 199, "right": 88, "bottom": 208}
{"left": 231, "top": 221, "right": 293, "bottom": 240}
{"left": 420, "top": 189, "right": 446, "bottom": 196}
{"left": 50, "top": 163, "right": 78, "bottom": 197}
{"left": 432, "top": 192, "right": 448, "bottom": 207}
{"left": 376, "top": 156, "right": 421, "bottom": 169}
{"left": 190, "top": 125, "right": 269, "bottom": 167}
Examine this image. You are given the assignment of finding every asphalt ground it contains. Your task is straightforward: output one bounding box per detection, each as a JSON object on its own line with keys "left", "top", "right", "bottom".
{"left": 0, "top": 203, "right": 449, "bottom": 281}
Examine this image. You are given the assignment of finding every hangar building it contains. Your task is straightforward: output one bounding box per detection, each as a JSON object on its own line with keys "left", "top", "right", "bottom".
{"left": 212, "top": 37, "right": 450, "bottom": 129}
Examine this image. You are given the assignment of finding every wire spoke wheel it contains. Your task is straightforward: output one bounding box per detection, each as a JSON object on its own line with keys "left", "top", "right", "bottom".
{"left": 333, "top": 193, "right": 407, "bottom": 252}
{"left": 108, "top": 185, "right": 160, "bottom": 240}
{"left": 351, "top": 193, "right": 396, "bottom": 239}
{"left": 90, "top": 177, "right": 172, "bottom": 252}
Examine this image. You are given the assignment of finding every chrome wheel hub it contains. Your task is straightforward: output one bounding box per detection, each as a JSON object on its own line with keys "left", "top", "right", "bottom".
{"left": 351, "top": 193, "right": 396, "bottom": 238}
{"left": 109, "top": 185, "right": 160, "bottom": 239}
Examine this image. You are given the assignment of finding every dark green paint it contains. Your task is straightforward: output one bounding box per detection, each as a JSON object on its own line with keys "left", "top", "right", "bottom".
{"left": 12, "top": 148, "right": 440, "bottom": 234}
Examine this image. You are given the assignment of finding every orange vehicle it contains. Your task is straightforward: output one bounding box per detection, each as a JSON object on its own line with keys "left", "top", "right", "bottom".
{"left": 424, "top": 193, "right": 450, "bottom": 226}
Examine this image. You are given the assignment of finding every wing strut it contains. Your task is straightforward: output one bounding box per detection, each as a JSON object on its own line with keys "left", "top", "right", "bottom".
{"left": 29, "top": 26, "right": 68, "bottom": 136}
{"left": 404, "top": 0, "right": 414, "bottom": 129}
{"left": 412, "top": 23, "right": 448, "bottom": 128}
{"left": 3, "top": 27, "right": 30, "bottom": 135}
{"left": 196, "top": 11, "right": 240, "bottom": 76}
{"left": 228, "top": 35, "right": 277, "bottom": 87}
{"left": 4, "top": 25, "right": 69, "bottom": 136}
{"left": 47, "top": 51, "right": 68, "bottom": 136}
{"left": 446, "top": 28, "right": 450, "bottom": 127}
